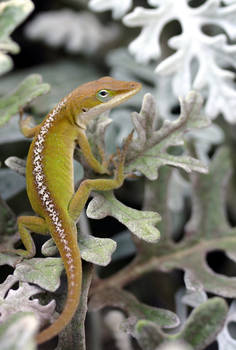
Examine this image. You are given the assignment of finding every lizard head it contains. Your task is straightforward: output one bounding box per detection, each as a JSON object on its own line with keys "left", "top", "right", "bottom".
{"left": 71, "top": 76, "right": 142, "bottom": 129}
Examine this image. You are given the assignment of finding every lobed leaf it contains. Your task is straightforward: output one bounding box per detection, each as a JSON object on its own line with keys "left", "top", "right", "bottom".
{"left": 14, "top": 257, "right": 64, "bottom": 292}
{"left": 79, "top": 235, "right": 116, "bottom": 266}
{"left": 176, "top": 298, "right": 228, "bottom": 349}
{"left": 134, "top": 320, "right": 165, "bottom": 350}
{"left": 132, "top": 298, "right": 227, "bottom": 350}
{"left": 0, "top": 74, "right": 50, "bottom": 127}
{"left": 4, "top": 157, "right": 26, "bottom": 176}
{"left": 0, "top": 0, "right": 34, "bottom": 40}
{"left": 42, "top": 234, "right": 117, "bottom": 267}
{"left": 89, "top": 287, "right": 179, "bottom": 329}
{"left": 93, "top": 146, "right": 236, "bottom": 307}
{"left": 125, "top": 92, "right": 209, "bottom": 180}
{"left": 0, "top": 276, "right": 55, "bottom": 327}
{"left": 123, "top": 0, "right": 236, "bottom": 122}
{"left": 87, "top": 191, "right": 161, "bottom": 243}
{"left": 0, "top": 0, "right": 34, "bottom": 76}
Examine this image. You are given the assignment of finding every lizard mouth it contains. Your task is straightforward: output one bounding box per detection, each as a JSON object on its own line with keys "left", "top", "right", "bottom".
{"left": 76, "top": 81, "right": 142, "bottom": 128}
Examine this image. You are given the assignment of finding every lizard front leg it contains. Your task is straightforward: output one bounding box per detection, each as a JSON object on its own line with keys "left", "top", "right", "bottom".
{"left": 19, "top": 108, "right": 40, "bottom": 138}
{"left": 1, "top": 216, "right": 49, "bottom": 258}
{"left": 69, "top": 132, "right": 132, "bottom": 222}
{"left": 76, "top": 128, "right": 110, "bottom": 175}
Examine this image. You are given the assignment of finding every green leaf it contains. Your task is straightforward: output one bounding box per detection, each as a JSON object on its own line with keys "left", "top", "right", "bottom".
{"left": 89, "top": 287, "right": 179, "bottom": 329}
{"left": 176, "top": 298, "right": 228, "bottom": 350}
{"left": 0, "top": 0, "right": 34, "bottom": 76}
{"left": 87, "top": 191, "right": 161, "bottom": 243}
{"left": 42, "top": 235, "right": 117, "bottom": 266}
{"left": 79, "top": 235, "right": 116, "bottom": 266}
{"left": 0, "top": 253, "right": 19, "bottom": 267}
{"left": 161, "top": 147, "right": 236, "bottom": 297}
{"left": 0, "top": 59, "right": 101, "bottom": 115}
{"left": 14, "top": 257, "right": 64, "bottom": 292}
{"left": 0, "top": 0, "right": 34, "bottom": 39}
{"left": 132, "top": 298, "right": 227, "bottom": 350}
{"left": 0, "top": 51, "right": 12, "bottom": 75}
{"left": 4, "top": 157, "right": 26, "bottom": 176}
{"left": 0, "top": 312, "right": 38, "bottom": 350}
{"left": 125, "top": 92, "right": 209, "bottom": 180}
{"left": 0, "top": 74, "right": 50, "bottom": 126}
{"left": 134, "top": 320, "right": 165, "bottom": 350}
{"left": 0, "top": 275, "right": 55, "bottom": 329}
{"left": 96, "top": 147, "right": 236, "bottom": 298}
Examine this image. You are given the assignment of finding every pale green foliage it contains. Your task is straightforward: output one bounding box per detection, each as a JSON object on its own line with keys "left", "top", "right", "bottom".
{"left": 126, "top": 92, "right": 209, "bottom": 180}
{"left": 86, "top": 91, "right": 209, "bottom": 246}
{"left": 133, "top": 298, "right": 227, "bottom": 350}
{"left": 0, "top": 60, "right": 101, "bottom": 116}
{"left": 89, "top": 287, "right": 179, "bottom": 328}
{"left": 0, "top": 74, "right": 50, "bottom": 126}
{"left": 0, "top": 1, "right": 234, "bottom": 348}
{"left": 0, "top": 0, "right": 34, "bottom": 76}
{"left": 0, "top": 312, "right": 38, "bottom": 350}
{"left": 87, "top": 191, "right": 161, "bottom": 243}
{"left": 88, "top": 147, "right": 235, "bottom": 350}
{"left": 42, "top": 235, "right": 117, "bottom": 266}
{"left": 0, "top": 275, "right": 55, "bottom": 326}
{"left": 14, "top": 258, "right": 64, "bottom": 292}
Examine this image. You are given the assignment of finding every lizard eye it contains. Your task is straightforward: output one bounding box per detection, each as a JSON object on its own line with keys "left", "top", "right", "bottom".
{"left": 96, "top": 89, "right": 111, "bottom": 102}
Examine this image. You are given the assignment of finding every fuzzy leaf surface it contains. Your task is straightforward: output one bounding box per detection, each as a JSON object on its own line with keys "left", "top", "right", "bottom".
{"left": 0, "top": 0, "right": 34, "bottom": 75}
{"left": 125, "top": 92, "right": 209, "bottom": 180}
{"left": 133, "top": 298, "right": 227, "bottom": 350}
{"left": 89, "top": 287, "right": 179, "bottom": 329}
{"left": 0, "top": 312, "right": 38, "bottom": 350}
{"left": 42, "top": 234, "right": 116, "bottom": 267}
{"left": 0, "top": 275, "right": 55, "bottom": 327}
{"left": 14, "top": 257, "right": 64, "bottom": 292}
{"left": 93, "top": 147, "right": 236, "bottom": 302}
{"left": 176, "top": 297, "right": 228, "bottom": 349}
{"left": 0, "top": 74, "right": 50, "bottom": 126}
{"left": 123, "top": 0, "right": 236, "bottom": 122}
{"left": 87, "top": 191, "right": 161, "bottom": 243}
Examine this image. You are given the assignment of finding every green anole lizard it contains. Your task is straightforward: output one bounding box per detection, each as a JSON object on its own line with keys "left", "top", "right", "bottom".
{"left": 14, "top": 77, "right": 141, "bottom": 344}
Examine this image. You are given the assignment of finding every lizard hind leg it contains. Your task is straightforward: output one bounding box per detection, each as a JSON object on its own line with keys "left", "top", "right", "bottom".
{"left": 1, "top": 216, "right": 49, "bottom": 258}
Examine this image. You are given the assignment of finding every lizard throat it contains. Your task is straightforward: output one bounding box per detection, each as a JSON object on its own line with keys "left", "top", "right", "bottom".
{"left": 32, "top": 98, "right": 76, "bottom": 285}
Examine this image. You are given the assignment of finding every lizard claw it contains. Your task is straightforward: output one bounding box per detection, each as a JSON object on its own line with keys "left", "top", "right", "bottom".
{"left": 112, "top": 130, "right": 134, "bottom": 183}
{"left": 97, "top": 144, "right": 112, "bottom": 175}
{"left": 113, "top": 130, "right": 134, "bottom": 167}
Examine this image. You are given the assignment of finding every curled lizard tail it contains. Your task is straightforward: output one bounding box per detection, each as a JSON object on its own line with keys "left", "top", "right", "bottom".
{"left": 36, "top": 218, "right": 82, "bottom": 344}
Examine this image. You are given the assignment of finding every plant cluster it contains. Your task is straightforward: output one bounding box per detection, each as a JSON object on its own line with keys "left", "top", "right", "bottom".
{"left": 0, "top": 1, "right": 236, "bottom": 349}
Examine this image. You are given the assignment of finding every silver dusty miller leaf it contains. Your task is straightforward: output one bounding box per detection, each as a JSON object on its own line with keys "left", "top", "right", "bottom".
{"left": 123, "top": 0, "right": 236, "bottom": 122}
{"left": 125, "top": 91, "right": 209, "bottom": 180}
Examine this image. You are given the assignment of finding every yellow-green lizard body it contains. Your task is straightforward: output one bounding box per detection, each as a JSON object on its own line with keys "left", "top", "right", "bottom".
{"left": 16, "top": 77, "right": 141, "bottom": 344}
